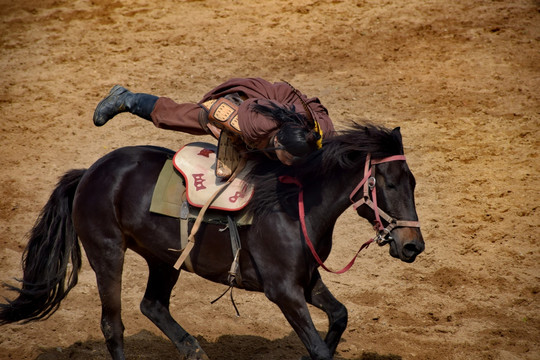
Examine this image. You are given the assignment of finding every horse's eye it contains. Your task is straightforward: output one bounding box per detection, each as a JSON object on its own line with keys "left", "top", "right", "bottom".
{"left": 387, "top": 183, "right": 397, "bottom": 189}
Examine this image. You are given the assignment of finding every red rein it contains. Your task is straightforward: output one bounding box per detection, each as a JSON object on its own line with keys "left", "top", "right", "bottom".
{"left": 278, "top": 175, "right": 373, "bottom": 274}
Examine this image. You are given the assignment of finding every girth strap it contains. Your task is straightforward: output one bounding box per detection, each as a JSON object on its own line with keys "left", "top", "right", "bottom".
{"left": 173, "top": 157, "right": 247, "bottom": 270}
{"left": 227, "top": 215, "right": 243, "bottom": 287}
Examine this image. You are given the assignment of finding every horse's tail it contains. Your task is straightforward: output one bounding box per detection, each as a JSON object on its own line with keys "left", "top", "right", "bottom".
{"left": 0, "top": 169, "right": 86, "bottom": 325}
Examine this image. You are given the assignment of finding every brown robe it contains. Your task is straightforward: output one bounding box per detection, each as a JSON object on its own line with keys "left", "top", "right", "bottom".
{"left": 150, "top": 77, "right": 334, "bottom": 149}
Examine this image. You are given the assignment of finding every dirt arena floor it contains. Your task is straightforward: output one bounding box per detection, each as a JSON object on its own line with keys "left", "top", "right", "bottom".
{"left": 0, "top": 0, "right": 538, "bottom": 359}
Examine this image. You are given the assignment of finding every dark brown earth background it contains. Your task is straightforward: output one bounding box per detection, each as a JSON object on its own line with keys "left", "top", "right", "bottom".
{"left": 0, "top": 1, "right": 538, "bottom": 359}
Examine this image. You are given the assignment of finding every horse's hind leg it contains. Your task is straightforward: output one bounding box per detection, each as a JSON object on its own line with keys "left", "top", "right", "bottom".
{"left": 140, "top": 259, "right": 209, "bottom": 360}
{"left": 83, "top": 237, "right": 127, "bottom": 360}
{"left": 305, "top": 271, "right": 348, "bottom": 356}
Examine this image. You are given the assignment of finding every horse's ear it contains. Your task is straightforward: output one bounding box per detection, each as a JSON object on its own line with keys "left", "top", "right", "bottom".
{"left": 391, "top": 127, "right": 405, "bottom": 153}
{"left": 391, "top": 127, "right": 402, "bottom": 141}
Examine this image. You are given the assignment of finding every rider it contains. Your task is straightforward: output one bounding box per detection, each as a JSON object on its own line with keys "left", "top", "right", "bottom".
{"left": 93, "top": 78, "right": 335, "bottom": 166}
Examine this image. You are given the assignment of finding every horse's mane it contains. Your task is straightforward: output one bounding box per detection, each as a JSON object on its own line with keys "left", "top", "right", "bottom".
{"left": 246, "top": 122, "right": 404, "bottom": 219}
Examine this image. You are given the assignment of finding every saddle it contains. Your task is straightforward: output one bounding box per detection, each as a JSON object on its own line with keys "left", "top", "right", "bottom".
{"left": 149, "top": 142, "right": 254, "bottom": 286}
{"left": 173, "top": 142, "right": 254, "bottom": 211}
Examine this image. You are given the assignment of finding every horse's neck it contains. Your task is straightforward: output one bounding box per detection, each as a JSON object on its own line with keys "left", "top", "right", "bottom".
{"left": 303, "top": 170, "right": 359, "bottom": 235}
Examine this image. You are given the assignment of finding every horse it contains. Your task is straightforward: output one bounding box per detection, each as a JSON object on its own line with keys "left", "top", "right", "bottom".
{"left": 0, "top": 123, "right": 424, "bottom": 360}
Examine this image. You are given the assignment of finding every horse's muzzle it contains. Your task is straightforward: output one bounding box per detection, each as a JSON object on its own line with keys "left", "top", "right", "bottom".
{"left": 389, "top": 228, "right": 424, "bottom": 263}
{"left": 401, "top": 239, "right": 425, "bottom": 262}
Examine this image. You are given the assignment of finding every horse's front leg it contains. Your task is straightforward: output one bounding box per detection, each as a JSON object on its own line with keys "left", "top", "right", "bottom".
{"left": 305, "top": 270, "right": 348, "bottom": 356}
{"left": 265, "top": 284, "right": 333, "bottom": 360}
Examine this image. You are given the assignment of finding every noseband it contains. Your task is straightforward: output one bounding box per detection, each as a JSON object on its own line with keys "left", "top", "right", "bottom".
{"left": 279, "top": 153, "right": 420, "bottom": 274}
{"left": 349, "top": 154, "right": 421, "bottom": 246}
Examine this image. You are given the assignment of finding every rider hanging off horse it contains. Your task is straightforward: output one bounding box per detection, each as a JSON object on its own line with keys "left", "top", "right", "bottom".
{"left": 93, "top": 77, "right": 335, "bottom": 175}
{"left": 0, "top": 78, "right": 423, "bottom": 360}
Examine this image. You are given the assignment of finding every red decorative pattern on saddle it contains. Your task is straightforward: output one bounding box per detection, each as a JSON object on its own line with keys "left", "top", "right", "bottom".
{"left": 172, "top": 142, "right": 255, "bottom": 211}
{"left": 198, "top": 148, "right": 214, "bottom": 158}
{"left": 192, "top": 174, "right": 206, "bottom": 191}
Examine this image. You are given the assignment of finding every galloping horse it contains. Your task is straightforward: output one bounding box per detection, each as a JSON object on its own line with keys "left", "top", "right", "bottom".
{"left": 0, "top": 123, "right": 424, "bottom": 360}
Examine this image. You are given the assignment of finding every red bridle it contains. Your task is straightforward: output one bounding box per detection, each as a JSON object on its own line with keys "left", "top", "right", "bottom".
{"left": 349, "top": 154, "right": 421, "bottom": 245}
{"left": 279, "top": 153, "right": 421, "bottom": 274}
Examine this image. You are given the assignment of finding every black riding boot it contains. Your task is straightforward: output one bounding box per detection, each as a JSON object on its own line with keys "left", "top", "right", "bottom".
{"left": 93, "top": 85, "right": 159, "bottom": 126}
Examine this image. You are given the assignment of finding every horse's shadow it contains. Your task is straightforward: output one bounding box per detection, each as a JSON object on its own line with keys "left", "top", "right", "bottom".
{"left": 34, "top": 330, "right": 401, "bottom": 360}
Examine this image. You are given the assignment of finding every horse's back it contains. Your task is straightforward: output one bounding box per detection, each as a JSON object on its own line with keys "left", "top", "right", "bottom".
{"left": 74, "top": 145, "right": 173, "bottom": 209}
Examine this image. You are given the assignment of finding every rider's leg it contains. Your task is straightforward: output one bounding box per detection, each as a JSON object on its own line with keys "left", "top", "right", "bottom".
{"left": 93, "top": 85, "right": 158, "bottom": 126}
{"left": 150, "top": 97, "right": 210, "bottom": 135}
{"left": 93, "top": 86, "right": 212, "bottom": 137}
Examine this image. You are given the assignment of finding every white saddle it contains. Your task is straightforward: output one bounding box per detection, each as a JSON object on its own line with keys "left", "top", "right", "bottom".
{"left": 173, "top": 142, "right": 255, "bottom": 211}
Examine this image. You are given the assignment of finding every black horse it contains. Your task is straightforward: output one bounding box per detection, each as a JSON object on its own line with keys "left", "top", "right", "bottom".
{"left": 0, "top": 124, "right": 424, "bottom": 360}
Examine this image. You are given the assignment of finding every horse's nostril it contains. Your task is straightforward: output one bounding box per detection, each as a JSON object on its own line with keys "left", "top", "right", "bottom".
{"left": 404, "top": 242, "right": 423, "bottom": 254}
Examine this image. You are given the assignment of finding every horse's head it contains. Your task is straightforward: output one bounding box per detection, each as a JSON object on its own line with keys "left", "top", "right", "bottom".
{"left": 248, "top": 124, "right": 425, "bottom": 263}
{"left": 351, "top": 128, "right": 424, "bottom": 263}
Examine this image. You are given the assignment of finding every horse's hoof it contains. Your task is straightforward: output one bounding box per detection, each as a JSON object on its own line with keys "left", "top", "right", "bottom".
{"left": 187, "top": 347, "right": 209, "bottom": 360}
{"left": 179, "top": 337, "right": 209, "bottom": 360}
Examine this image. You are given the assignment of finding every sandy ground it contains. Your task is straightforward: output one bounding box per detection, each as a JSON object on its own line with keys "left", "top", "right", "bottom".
{"left": 0, "top": 0, "right": 539, "bottom": 359}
